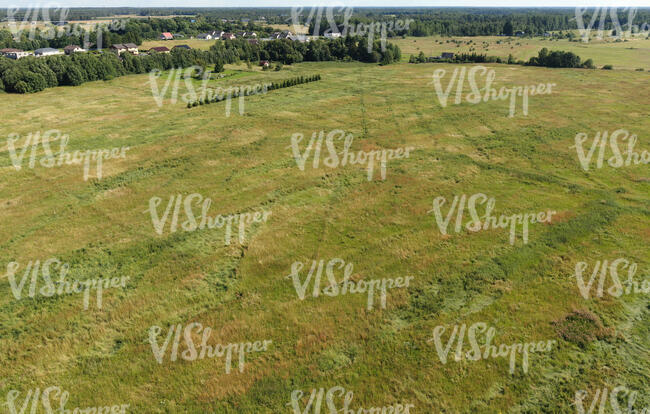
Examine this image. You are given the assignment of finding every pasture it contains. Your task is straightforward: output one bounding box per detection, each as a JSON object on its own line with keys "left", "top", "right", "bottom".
{"left": 0, "top": 57, "right": 648, "bottom": 412}
{"left": 394, "top": 35, "right": 650, "bottom": 70}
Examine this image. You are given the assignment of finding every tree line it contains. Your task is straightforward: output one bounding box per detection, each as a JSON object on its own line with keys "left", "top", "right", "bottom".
{"left": 187, "top": 74, "right": 322, "bottom": 108}
{"left": 409, "top": 48, "right": 595, "bottom": 69}
{"left": 212, "top": 36, "right": 401, "bottom": 65}
{"left": 306, "top": 8, "right": 650, "bottom": 37}
{"left": 0, "top": 36, "right": 400, "bottom": 93}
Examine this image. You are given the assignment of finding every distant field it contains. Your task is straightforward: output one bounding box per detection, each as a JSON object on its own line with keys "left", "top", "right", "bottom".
{"left": 139, "top": 38, "right": 272, "bottom": 53}
{"left": 1, "top": 59, "right": 648, "bottom": 412}
{"left": 266, "top": 23, "right": 309, "bottom": 34}
{"left": 394, "top": 35, "right": 650, "bottom": 70}
{"left": 140, "top": 38, "right": 217, "bottom": 51}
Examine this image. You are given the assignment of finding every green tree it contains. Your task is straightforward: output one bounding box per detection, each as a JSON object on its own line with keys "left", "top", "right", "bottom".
{"left": 503, "top": 21, "right": 514, "bottom": 36}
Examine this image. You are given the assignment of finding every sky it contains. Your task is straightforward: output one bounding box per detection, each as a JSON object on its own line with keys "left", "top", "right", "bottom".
{"left": 0, "top": 1, "right": 648, "bottom": 7}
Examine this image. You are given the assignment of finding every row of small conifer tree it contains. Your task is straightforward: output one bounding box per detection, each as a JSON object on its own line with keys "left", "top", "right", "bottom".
{"left": 187, "top": 74, "right": 322, "bottom": 108}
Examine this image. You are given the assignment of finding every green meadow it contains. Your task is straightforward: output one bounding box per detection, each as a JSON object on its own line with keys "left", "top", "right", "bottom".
{"left": 394, "top": 35, "right": 650, "bottom": 70}
{"left": 0, "top": 53, "right": 649, "bottom": 413}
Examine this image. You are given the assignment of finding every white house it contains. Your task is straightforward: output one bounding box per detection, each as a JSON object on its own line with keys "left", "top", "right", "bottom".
{"left": 324, "top": 32, "right": 342, "bottom": 39}
{"left": 288, "top": 34, "right": 310, "bottom": 42}
{"left": 0, "top": 48, "right": 32, "bottom": 59}
{"left": 123, "top": 43, "right": 139, "bottom": 55}
{"left": 64, "top": 45, "right": 85, "bottom": 55}
{"left": 110, "top": 43, "right": 139, "bottom": 55}
{"left": 34, "top": 47, "right": 63, "bottom": 57}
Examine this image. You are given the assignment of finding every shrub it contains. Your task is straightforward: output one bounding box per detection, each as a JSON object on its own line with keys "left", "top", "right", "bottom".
{"left": 527, "top": 48, "right": 586, "bottom": 68}
{"left": 553, "top": 309, "right": 615, "bottom": 348}
{"left": 602, "top": 65, "right": 614, "bottom": 70}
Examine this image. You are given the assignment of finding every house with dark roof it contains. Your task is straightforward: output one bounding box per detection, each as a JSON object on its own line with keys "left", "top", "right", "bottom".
{"left": 172, "top": 44, "right": 191, "bottom": 50}
{"left": 197, "top": 33, "right": 213, "bottom": 40}
{"left": 441, "top": 52, "right": 455, "bottom": 59}
{"left": 149, "top": 46, "right": 170, "bottom": 53}
{"left": 222, "top": 33, "right": 236, "bottom": 40}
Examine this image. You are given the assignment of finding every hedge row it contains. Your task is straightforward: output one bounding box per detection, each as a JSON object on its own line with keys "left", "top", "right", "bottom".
{"left": 187, "top": 74, "right": 322, "bottom": 108}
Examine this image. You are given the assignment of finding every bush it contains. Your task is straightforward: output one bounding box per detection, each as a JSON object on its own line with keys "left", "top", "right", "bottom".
{"left": 602, "top": 65, "right": 614, "bottom": 70}
{"left": 527, "top": 48, "right": 587, "bottom": 68}
{"left": 553, "top": 309, "right": 614, "bottom": 348}
{"left": 274, "top": 63, "right": 283, "bottom": 71}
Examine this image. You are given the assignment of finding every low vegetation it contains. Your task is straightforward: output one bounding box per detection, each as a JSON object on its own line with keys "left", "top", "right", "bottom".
{"left": 186, "top": 74, "right": 321, "bottom": 107}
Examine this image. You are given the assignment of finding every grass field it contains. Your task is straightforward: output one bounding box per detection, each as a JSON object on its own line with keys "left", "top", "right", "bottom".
{"left": 266, "top": 24, "right": 309, "bottom": 34}
{"left": 141, "top": 38, "right": 218, "bottom": 51}
{"left": 0, "top": 53, "right": 649, "bottom": 412}
{"left": 394, "top": 35, "right": 650, "bottom": 70}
